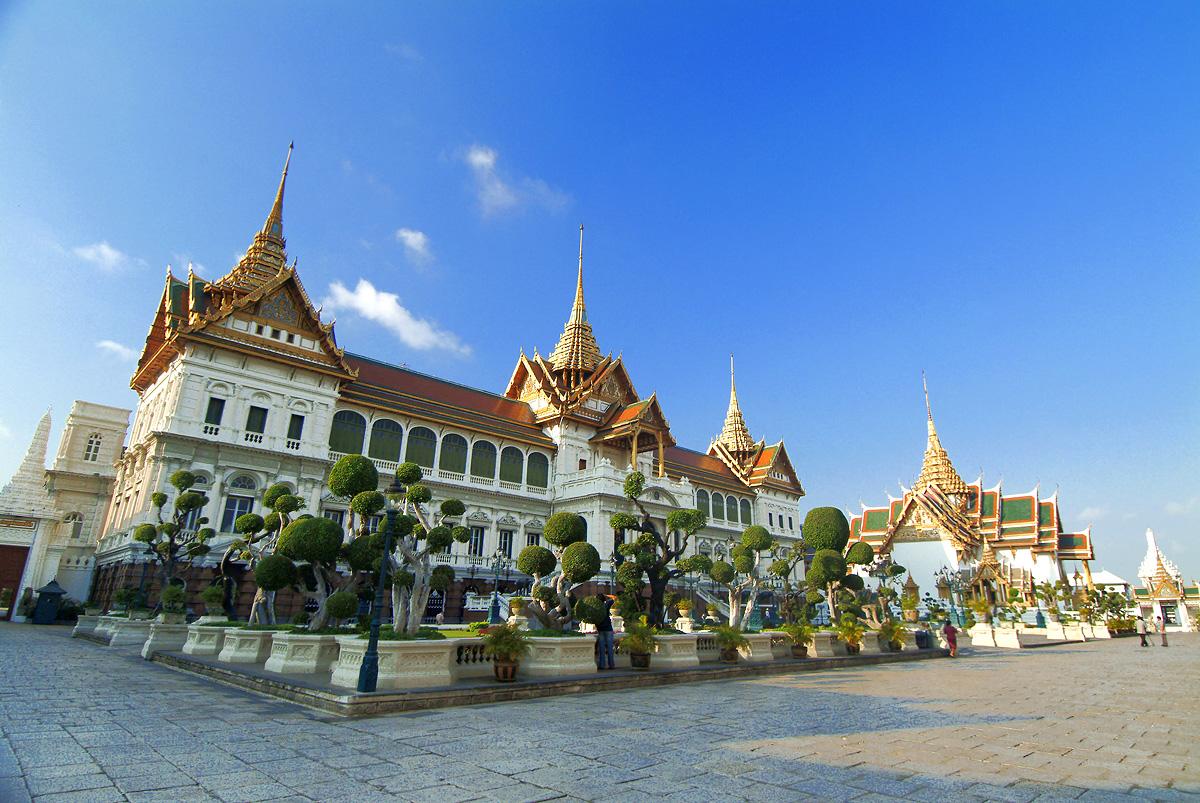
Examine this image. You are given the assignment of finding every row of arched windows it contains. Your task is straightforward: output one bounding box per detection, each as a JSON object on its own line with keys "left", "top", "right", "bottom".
{"left": 328, "top": 411, "right": 550, "bottom": 488}
{"left": 695, "top": 489, "right": 753, "bottom": 525}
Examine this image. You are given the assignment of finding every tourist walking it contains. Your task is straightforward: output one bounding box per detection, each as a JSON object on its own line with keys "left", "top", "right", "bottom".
{"left": 1136, "top": 616, "right": 1148, "bottom": 647}
{"left": 942, "top": 619, "right": 958, "bottom": 657}
{"left": 1156, "top": 616, "right": 1168, "bottom": 647}
{"left": 596, "top": 595, "right": 616, "bottom": 670}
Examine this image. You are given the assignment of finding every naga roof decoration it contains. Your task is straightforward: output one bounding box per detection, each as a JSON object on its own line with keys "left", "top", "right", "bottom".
{"left": 547, "top": 225, "right": 603, "bottom": 379}
{"left": 913, "top": 375, "right": 968, "bottom": 496}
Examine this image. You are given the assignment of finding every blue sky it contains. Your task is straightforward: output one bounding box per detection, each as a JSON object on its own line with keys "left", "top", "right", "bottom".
{"left": 0, "top": 3, "right": 1197, "bottom": 584}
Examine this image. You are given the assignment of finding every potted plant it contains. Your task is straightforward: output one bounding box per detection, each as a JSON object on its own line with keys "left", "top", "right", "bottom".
{"left": 676, "top": 598, "right": 693, "bottom": 616}
{"left": 199, "top": 583, "right": 226, "bottom": 618}
{"left": 508, "top": 596, "right": 525, "bottom": 617}
{"left": 481, "top": 622, "right": 531, "bottom": 682}
{"left": 159, "top": 584, "right": 187, "bottom": 624}
{"left": 900, "top": 591, "right": 920, "bottom": 623}
{"left": 705, "top": 604, "right": 720, "bottom": 622}
{"left": 621, "top": 617, "right": 657, "bottom": 669}
{"left": 112, "top": 587, "right": 136, "bottom": 616}
{"left": 712, "top": 624, "right": 749, "bottom": 663}
{"left": 967, "top": 596, "right": 992, "bottom": 625}
{"left": 877, "top": 619, "right": 905, "bottom": 651}
{"left": 833, "top": 613, "right": 865, "bottom": 654}
{"left": 781, "top": 622, "right": 814, "bottom": 658}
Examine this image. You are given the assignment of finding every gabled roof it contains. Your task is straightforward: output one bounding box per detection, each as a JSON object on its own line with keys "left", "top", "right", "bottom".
{"left": 592, "top": 393, "right": 677, "bottom": 448}
{"left": 661, "top": 446, "right": 748, "bottom": 494}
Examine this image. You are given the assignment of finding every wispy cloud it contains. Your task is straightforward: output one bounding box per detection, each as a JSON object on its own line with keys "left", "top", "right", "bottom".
{"left": 0, "top": 419, "right": 11, "bottom": 441}
{"left": 395, "top": 228, "right": 432, "bottom": 264}
{"left": 323, "top": 279, "right": 470, "bottom": 356}
{"left": 73, "top": 241, "right": 143, "bottom": 272}
{"left": 1077, "top": 506, "right": 1108, "bottom": 522}
{"left": 95, "top": 340, "right": 138, "bottom": 362}
{"left": 385, "top": 42, "right": 423, "bottom": 63}
{"left": 172, "top": 254, "right": 207, "bottom": 275}
{"left": 463, "top": 145, "right": 569, "bottom": 217}
{"left": 1165, "top": 497, "right": 1198, "bottom": 516}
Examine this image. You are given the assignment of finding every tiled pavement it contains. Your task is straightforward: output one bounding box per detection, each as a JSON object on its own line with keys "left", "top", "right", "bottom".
{"left": 0, "top": 624, "right": 1195, "bottom": 802}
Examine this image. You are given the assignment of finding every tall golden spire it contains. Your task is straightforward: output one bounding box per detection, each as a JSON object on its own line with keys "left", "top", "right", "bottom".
{"left": 717, "top": 354, "right": 756, "bottom": 453}
{"left": 914, "top": 373, "right": 969, "bottom": 496}
{"left": 219, "top": 144, "right": 293, "bottom": 291}
{"left": 548, "top": 224, "right": 603, "bottom": 375}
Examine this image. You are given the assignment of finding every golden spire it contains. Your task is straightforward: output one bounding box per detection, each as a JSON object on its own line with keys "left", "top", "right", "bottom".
{"left": 717, "top": 353, "right": 756, "bottom": 453}
{"left": 914, "top": 373, "right": 969, "bottom": 496}
{"left": 548, "top": 224, "right": 603, "bottom": 375}
{"left": 218, "top": 144, "right": 293, "bottom": 292}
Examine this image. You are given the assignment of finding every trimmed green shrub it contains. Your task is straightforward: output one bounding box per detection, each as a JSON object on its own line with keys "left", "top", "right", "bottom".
{"left": 740, "top": 525, "right": 772, "bottom": 552}
{"left": 560, "top": 541, "right": 601, "bottom": 583}
{"left": 169, "top": 470, "right": 197, "bottom": 491}
{"left": 440, "top": 499, "right": 466, "bottom": 517}
{"left": 710, "top": 560, "right": 736, "bottom": 585}
{"left": 290, "top": 610, "right": 311, "bottom": 626}
{"left": 543, "top": 512, "right": 586, "bottom": 547}
{"left": 255, "top": 554, "right": 297, "bottom": 591}
{"left": 516, "top": 544, "right": 556, "bottom": 577}
{"left": 394, "top": 462, "right": 423, "bottom": 486}
{"left": 234, "top": 513, "right": 264, "bottom": 534}
{"left": 803, "top": 507, "right": 850, "bottom": 552}
{"left": 351, "top": 490, "right": 385, "bottom": 519}
{"left": 160, "top": 584, "right": 186, "bottom": 613}
{"left": 277, "top": 517, "right": 344, "bottom": 566}
{"left": 807, "top": 549, "right": 847, "bottom": 586}
{"left": 328, "top": 454, "right": 379, "bottom": 499}
{"left": 574, "top": 595, "right": 608, "bottom": 625}
{"left": 325, "top": 591, "right": 359, "bottom": 621}
{"left": 532, "top": 585, "right": 558, "bottom": 605}
{"left": 405, "top": 484, "right": 432, "bottom": 505}
{"left": 845, "top": 541, "right": 874, "bottom": 565}
{"left": 200, "top": 583, "right": 225, "bottom": 607}
{"left": 430, "top": 565, "right": 455, "bottom": 591}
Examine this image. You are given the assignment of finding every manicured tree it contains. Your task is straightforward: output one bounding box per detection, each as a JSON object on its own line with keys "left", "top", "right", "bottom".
{"left": 806, "top": 549, "right": 847, "bottom": 621}
{"left": 768, "top": 540, "right": 808, "bottom": 624}
{"left": 801, "top": 507, "right": 851, "bottom": 620}
{"left": 218, "top": 482, "right": 307, "bottom": 624}
{"left": 275, "top": 515, "right": 346, "bottom": 629}
{"left": 385, "top": 462, "right": 466, "bottom": 635}
{"left": 328, "top": 454, "right": 380, "bottom": 537}
{"left": 704, "top": 525, "right": 775, "bottom": 630}
{"left": 134, "top": 470, "right": 215, "bottom": 594}
{"left": 607, "top": 471, "right": 708, "bottom": 628}
{"left": 514, "top": 511, "right": 601, "bottom": 630}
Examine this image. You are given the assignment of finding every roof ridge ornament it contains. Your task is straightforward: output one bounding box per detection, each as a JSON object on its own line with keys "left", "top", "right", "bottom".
{"left": 913, "top": 372, "right": 969, "bottom": 496}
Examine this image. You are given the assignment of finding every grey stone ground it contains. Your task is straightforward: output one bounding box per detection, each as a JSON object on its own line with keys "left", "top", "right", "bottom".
{"left": 0, "top": 624, "right": 1195, "bottom": 802}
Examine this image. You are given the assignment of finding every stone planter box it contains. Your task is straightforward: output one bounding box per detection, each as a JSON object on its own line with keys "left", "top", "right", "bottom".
{"left": 182, "top": 624, "right": 236, "bottom": 657}
{"left": 331, "top": 636, "right": 456, "bottom": 689}
{"left": 524, "top": 635, "right": 597, "bottom": 678}
{"left": 264, "top": 632, "right": 341, "bottom": 675}
{"left": 739, "top": 632, "right": 774, "bottom": 663}
{"left": 857, "top": 632, "right": 888, "bottom": 655}
{"left": 129, "top": 609, "right": 154, "bottom": 621}
{"left": 900, "top": 628, "right": 921, "bottom": 650}
{"left": 108, "top": 619, "right": 153, "bottom": 649}
{"left": 1062, "top": 623, "right": 1086, "bottom": 642}
{"left": 1044, "top": 621, "right": 1067, "bottom": 641}
{"left": 217, "top": 629, "right": 275, "bottom": 664}
{"left": 768, "top": 634, "right": 791, "bottom": 660}
{"left": 94, "top": 615, "right": 122, "bottom": 639}
{"left": 969, "top": 623, "right": 996, "bottom": 647}
{"left": 72, "top": 615, "right": 99, "bottom": 638}
{"left": 809, "top": 631, "right": 847, "bottom": 657}
{"left": 653, "top": 634, "right": 699, "bottom": 669}
{"left": 993, "top": 627, "right": 1027, "bottom": 649}
{"left": 1089, "top": 624, "right": 1112, "bottom": 639}
{"left": 449, "top": 638, "right": 492, "bottom": 681}
{"left": 695, "top": 633, "right": 720, "bottom": 664}
{"left": 141, "top": 623, "right": 190, "bottom": 659}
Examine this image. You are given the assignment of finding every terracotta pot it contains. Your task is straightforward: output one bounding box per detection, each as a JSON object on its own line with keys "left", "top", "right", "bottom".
{"left": 790, "top": 644, "right": 808, "bottom": 659}
{"left": 719, "top": 647, "right": 739, "bottom": 664}
{"left": 630, "top": 652, "right": 651, "bottom": 670}
{"left": 493, "top": 660, "right": 519, "bottom": 682}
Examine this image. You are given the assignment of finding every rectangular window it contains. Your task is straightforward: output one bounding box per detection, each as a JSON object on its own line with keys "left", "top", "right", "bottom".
{"left": 220, "top": 495, "right": 254, "bottom": 531}
{"left": 323, "top": 510, "right": 345, "bottom": 526}
{"left": 499, "top": 529, "right": 514, "bottom": 559}
{"left": 578, "top": 458, "right": 587, "bottom": 470}
{"left": 287, "top": 413, "right": 305, "bottom": 441}
{"left": 768, "top": 513, "right": 774, "bottom": 527}
{"left": 205, "top": 397, "right": 225, "bottom": 425}
{"left": 469, "top": 526, "right": 486, "bottom": 557}
{"left": 788, "top": 516, "right": 794, "bottom": 530}
{"left": 526, "top": 532, "right": 541, "bottom": 548}
{"left": 245, "top": 406, "right": 268, "bottom": 434}
{"left": 366, "top": 515, "right": 382, "bottom": 534}
{"left": 614, "top": 529, "right": 625, "bottom": 548}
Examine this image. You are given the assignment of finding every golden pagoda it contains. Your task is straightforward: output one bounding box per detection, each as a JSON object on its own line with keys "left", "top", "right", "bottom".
{"left": 717, "top": 355, "right": 757, "bottom": 454}
{"left": 913, "top": 374, "right": 969, "bottom": 496}
{"left": 547, "top": 225, "right": 603, "bottom": 382}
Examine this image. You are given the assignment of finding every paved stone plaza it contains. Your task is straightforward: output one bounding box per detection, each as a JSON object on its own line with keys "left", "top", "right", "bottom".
{"left": 0, "top": 625, "right": 1195, "bottom": 802}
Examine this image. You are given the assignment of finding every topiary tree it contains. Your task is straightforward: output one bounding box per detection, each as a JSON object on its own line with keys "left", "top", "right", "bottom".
{"left": 216, "top": 481, "right": 307, "bottom": 624}
{"left": 328, "top": 454, "right": 380, "bottom": 537}
{"left": 384, "top": 462, "right": 465, "bottom": 635}
{"left": 767, "top": 539, "right": 808, "bottom": 624}
{"left": 135, "top": 470, "right": 215, "bottom": 595}
{"left": 513, "top": 511, "right": 601, "bottom": 630}
{"left": 703, "top": 525, "right": 776, "bottom": 630}
{"left": 273, "top": 515, "right": 351, "bottom": 629}
{"left": 608, "top": 471, "right": 709, "bottom": 628}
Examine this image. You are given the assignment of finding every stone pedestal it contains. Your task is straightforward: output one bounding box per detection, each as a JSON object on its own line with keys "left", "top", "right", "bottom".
{"left": 769, "top": 634, "right": 791, "bottom": 660}
{"left": 858, "top": 632, "right": 887, "bottom": 655}
{"left": 969, "top": 623, "right": 996, "bottom": 647}
{"left": 524, "top": 635, "right": 597, "bottom": 678}
{"left": 264, "top": 633, "right": 340, "bottom": 675}
{"left": 1062, "top": 623, "right": 1086, "bottom": 641}
{"left": 739, "top": 632, "right": 774, "bottom": 663}
{"left": 809, "top": 631, "right": 846, "bottom": 657}
{"left": 674, "top": 616, "right": 694, "bottom": 634}
{"left": 141, "top": 623, "right": 190, "bottom": 659}
{"left": 183, "top": 624, "right": 234, "bottom": 656}
{"left": 217, "top": 630, "right": 274, "bottom": 664}
{"left": 331, "top": 636, "right": 455, "bottom": 689}
{"left": 653, "top": 634, "right": 699, "bottom": 669}
{"left": 1045, "top": 621, "right": 1067, "bottom": 641}
{"left": 72, "top": 615, "right": 99, "bottom": 637}
{"left": 900, "top": 628, "right": 920, "bottom": 650}
{"left": 610, "top": 615, "right": 625, "bottom": 632}
{"left": 993, "top": 627, "right": 1025, "bottom": 649}
{"left": 108, "top": 619, "right": 152, "bottom": 649}
{"left": 506, "top": 614, "right": 530, "bottom": 631}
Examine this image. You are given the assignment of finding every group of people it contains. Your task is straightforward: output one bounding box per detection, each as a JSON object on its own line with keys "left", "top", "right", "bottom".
{"left": 1135, "top": 615, "right": 1169, "bottom": 647}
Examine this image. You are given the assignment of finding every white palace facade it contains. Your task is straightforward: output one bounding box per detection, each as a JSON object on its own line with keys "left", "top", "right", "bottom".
{"left": 79, "top": 150, "right": 807, "bottom": 619}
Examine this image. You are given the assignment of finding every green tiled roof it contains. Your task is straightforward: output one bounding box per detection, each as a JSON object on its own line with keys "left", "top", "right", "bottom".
{"left": 863, "top": 510, "right": 888, "bottom": 532}
{"left": 1000, "top": 497, "right": 1034, "bottom": 523}
{"left": 981, "top": 493, "right": 996, "bottom": 517}
{"left": 1134, "top": 588, "right": 1149, "bottom": 598}
{"left": 1039, "top": 502, "right": 1054, "bottom": 526}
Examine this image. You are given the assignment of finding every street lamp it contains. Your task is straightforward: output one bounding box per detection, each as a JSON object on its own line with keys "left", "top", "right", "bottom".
{"left": 934, "top": 566, "right": 965, "bottom": 627}
{"left": 357, "top": 475, "right": 404, "bottom": 693}
{"left": 487, "top": 548, "right": 512, "bottom": 624}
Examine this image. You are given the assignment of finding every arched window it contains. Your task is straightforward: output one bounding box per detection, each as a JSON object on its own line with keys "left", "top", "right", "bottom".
{"left": 221, "top": 476, "right": 256, "bottom": 531}
{"left": 228, "top": 475, "right": 257, "bottom": 491}
{"left": 726, "top": 496, "right": 738, "bottom": 522}
{"left": 405, "top": 426, "right": 437, "bottom": 468}
{"left": 499, "top": 447, "right": 524, "bottom": 484}
{"left": 696, "top": 489, "right": 709, "bottom": 515}
{"left": 713, "top": 543, "right": 727, "bottom": 560}
{"left": 740, "top": 499, "right": 752, "bottom": 524}
{"left": 439, "top": 434, "right": 468, "bottom": 473}
{"left": 470, "top": 441, "right": 497, "bottom": 480}
{"left": 83, "top": 433, "right": 102, "bottom": 462}
{"left": 328, "top": 410, "right": 366, "bottom": 454}
{"left": 368, "top": 419, "right": 403, "bottom": 462}
{"left": 712, "top": 492, "right": 725, "bottom": 520}
{"left": 527, "top": 453, "right": 549, "bottom": 488}
{"left": 698, "top": 540, "right": 712, "bottom": 557}
{"left": 64, "top": 512, "right": 84, "bottom": 540}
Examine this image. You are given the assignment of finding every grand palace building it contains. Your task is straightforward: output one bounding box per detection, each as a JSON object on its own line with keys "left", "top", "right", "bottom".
{"left": 22, "top": 150, "right": 806, "bottom": 620}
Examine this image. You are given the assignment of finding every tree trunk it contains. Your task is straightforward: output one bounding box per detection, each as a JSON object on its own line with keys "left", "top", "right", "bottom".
{"left": 647, "top": 573, "right": 670, "bottom": 629}
{"left": 307, "top": 569, "right": 332, "bottom": 630}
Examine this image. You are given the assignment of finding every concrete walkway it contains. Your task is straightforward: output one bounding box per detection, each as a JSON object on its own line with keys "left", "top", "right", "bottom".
{"left": 0, "top": 624, "right": 1195, "bottom": 802}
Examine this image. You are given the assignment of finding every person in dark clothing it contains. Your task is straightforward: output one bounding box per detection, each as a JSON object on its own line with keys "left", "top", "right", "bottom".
{"left": 596, "top": 596, "right": 616, "bottom": 670}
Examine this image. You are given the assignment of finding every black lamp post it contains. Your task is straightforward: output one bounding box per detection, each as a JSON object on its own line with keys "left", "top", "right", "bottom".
{"left": 357, "top": 475, "right": 404, "bottom": 693}
{"left": 487, "top": 548, "right": 511, "bottom": 625}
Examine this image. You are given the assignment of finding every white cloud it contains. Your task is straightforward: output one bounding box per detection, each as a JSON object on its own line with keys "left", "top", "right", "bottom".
{"left": 0, "top": 420, "right": 11, "bottom": 440}
{"left": 1165, "top": 497, "right": 1198, "bottom": 516}
{"left": 323, "top": 279, "right": 470, "bottom": 356}
{"left": 395, "top": 228, "right": 432, "bottom": 263}
{"left": 385, "top": 42, "right": 423, "bottom": 62}
{"left": 95, "top": 340, "right": 138, "bottom": 362}
{"left": 73, "top": 241, "right": 140, "bottom": 272}
{"left": 463, "top": 145, "right": 569, "bottom": 217}
{"left": 1077, "top": 506, "right": 1109, "bottom": 522}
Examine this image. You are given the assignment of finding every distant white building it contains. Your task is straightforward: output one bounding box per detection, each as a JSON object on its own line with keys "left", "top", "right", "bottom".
{"left": 1132, "top": 529, "right": 1197, "bottom": 632}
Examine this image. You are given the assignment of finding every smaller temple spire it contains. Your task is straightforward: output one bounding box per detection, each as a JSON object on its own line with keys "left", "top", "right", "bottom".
{"left": 717, "top": 353, "right": 756, "bottom": 453}
{"left": 263, "top": 141, "right": 292, "bottom": 240}
{"left": 217, "top": 144, "right": 293, "bottom": 292}
{"left": 548, "top": 224, "right": 603, "bottom": 376}
{"left": 914, "top": 373, "right": 968, "bottom": 496}
{"left": 0, "top": 410, "right": 55, "bottom": 517}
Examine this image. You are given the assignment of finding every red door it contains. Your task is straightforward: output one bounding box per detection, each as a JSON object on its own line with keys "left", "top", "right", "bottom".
{"left": 0, "top": 545, "right": 31, "bottom": 620}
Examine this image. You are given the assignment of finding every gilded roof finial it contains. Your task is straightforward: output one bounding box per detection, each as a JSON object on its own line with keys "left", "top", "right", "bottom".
{"left": 263, "top": 141, "right": 292, "bottom": 239}
{"left": 548, "top": 224, "right": 602, "bottom": 375}
{"left": 717, "top": 353, "right": 756, "bottom": 454}
{"left": 914, "top": 373, "right": 968, "bottom": 496}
